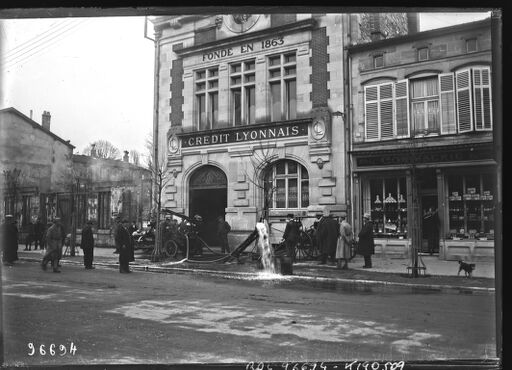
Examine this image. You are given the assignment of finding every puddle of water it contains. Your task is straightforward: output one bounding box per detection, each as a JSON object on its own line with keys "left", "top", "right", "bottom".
{"left": 107, "top": 299, "right": 434, "bottom": 350}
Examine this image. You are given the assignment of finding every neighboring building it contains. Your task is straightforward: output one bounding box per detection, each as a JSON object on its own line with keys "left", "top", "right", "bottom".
{"left": 0, "top": 107, "right": 152, "bottom": 247}
{"left": 347, "top": 18, "right": 495, "bottom": 261}
{"left": 0, "top": 107, "right": 75, "bottom": 238}
{"left": 72, "top": 154, "right": 152, "bottom": 246}
{"left": 151, "top": 14, "right": 364, "bottom": 245}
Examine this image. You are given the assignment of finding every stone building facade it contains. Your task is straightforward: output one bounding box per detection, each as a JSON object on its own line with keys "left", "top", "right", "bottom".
{"left": 152, "top": 14, "right": 360, "bottom": 245}
{"left": 347, "top": 19, "right": 496, "bottom": 261}
{"left": 0, "top": 107, "right": 75, "bottom": 234}
{"left": 0, "top": 107, "right": 151, "bottom": 247}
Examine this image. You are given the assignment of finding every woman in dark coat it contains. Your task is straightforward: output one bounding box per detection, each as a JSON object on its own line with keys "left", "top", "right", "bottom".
{"left": 1, "top": 215, "right": 19, "bottom": 265}
{"left": 358, "top": 212, "right": 375, "bottom": 268}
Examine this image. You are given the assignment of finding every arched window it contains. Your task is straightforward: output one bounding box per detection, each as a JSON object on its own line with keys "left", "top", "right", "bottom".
{"left": 263, "top": 160, "right": 309, "bottom": 210}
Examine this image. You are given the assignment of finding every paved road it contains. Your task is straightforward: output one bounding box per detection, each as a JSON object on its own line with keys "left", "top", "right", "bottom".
{"left": 2, "top": 260, "right": 496, "bottom": 367}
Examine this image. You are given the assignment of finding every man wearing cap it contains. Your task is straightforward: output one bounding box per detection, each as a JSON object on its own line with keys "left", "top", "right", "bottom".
{"left": 81, "top": 220, "right": 95, "bottom": 269}
{"left": 1, "top": 215, "right": 19, "bottom": 266}
{"left": 282, "top": 214, "right": 300, "bottom": 263}
{"left": 41, "top": 217, "right": 65, "bottom": 272}
{"left": 358, "top": 212, "right": 375, "bottom": 268}
{"left": 115, "top": 219, "right": 132, "bottom": 273}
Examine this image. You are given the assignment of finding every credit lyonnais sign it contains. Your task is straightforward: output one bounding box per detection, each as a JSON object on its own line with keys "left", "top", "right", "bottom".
{"left": 179, "top": 120, "right": 309, "bottom": 148}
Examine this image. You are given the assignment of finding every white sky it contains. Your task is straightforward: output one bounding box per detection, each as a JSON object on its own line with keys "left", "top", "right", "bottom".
{"left": 0, "top": 11, "right": 491, "bottom": 159}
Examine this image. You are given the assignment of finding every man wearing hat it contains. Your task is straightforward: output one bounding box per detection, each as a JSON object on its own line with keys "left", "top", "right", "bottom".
{"left": 81, "top": 220, "right": 95, "bottom": 269}
{"left": 1, "top": 215, "right": 19, "bottom": 266}
{"left": 358, "top": 212, "right": 375, "bottom": 268}
{"left": 282, "top": 213, "right": 300, "bottom": 263}
{"left": 115, "top": 219, "right": 132, "bottom": 273}
{"left": 41, "top": 217, "right": 65, "bottom": 272}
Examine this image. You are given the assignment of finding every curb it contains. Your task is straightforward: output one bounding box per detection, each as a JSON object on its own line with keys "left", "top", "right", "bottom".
{"left": 19, "top": 256, "right": 495, "bottom": 295}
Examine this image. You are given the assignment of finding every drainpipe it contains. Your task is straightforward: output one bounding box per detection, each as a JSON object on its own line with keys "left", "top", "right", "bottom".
{"left": 145, "top": 17, "right": 160, "bottom": 220}
{"left": 343, "top": 14, "right": 353, "bottom": 226}
{"left": 491, "top": 9, "right": 502, "bottom": 360}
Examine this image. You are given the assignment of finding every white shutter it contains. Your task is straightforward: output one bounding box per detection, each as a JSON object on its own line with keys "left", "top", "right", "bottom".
{"left": 473, "top": 66, "right": 493, "bottom": 130}
{"left": 439, "top": 73, "right": 456, "bottom": 134}
{"left": 380, "top": 83, "right": 394, "bottom": 139}
{"left": 394, "top": 80, "right": 409, "bottom": 137}
{"left": 456, "top": 69, "right": 473, "bottom": 133}
{"left": 365, "top": 85, "right": 379, "bottom": 140}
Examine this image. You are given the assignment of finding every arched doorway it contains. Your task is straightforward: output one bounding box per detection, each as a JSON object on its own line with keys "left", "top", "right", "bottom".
{"left": 189, "top": 165, "right": 227, "bottom": 246}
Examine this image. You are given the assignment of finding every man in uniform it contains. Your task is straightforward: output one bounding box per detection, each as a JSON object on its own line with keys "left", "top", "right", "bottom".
{"left": 282, "top": 214, "right": 300, "bottom": 263}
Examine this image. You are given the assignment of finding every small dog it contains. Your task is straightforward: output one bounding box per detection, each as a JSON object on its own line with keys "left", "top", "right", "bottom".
{"left": 458, "top": 260, "right": 476, "bottom": 277}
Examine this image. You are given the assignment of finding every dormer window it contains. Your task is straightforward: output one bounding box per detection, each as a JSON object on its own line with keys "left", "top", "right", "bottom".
{"left": 373, "top": 54, "right": 384, "bottom": 68}
{"left": 417, "top": 47, "right": 429, "bottom": 61}
{"left": 466, "top": 38, "right": 477, "bottom": 53}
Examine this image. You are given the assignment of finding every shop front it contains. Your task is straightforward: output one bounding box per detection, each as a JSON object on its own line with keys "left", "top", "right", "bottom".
{"left": 352, "top": 141, "right": 496, "bottom": 261}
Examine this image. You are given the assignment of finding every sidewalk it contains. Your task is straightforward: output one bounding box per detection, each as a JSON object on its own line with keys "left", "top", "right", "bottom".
{"left": 14, "top": 244, "right": 496, "bottom": 293}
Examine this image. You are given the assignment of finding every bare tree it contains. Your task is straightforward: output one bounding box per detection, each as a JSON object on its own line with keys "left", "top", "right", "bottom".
{"left": 2, "top": 168, "right": 22, "bottom": 219}
{"left": 57, "top": 155, "right": 92, "bottom": 256}
{"left": 83, "top": 140, "right": 121, "bottom": 160}
{"left": 241, "top": 141, "right": 279, "bottom": 223}
{"left": 145, "top": 134, "right": 172, "bottom": 261}
{"left": 129, "top": 149, "right": 141, "bottom": 166}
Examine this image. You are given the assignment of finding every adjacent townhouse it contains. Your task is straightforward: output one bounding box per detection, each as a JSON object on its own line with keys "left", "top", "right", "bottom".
{"left": 347, "top": 18, "right": 495, "bottom": 261}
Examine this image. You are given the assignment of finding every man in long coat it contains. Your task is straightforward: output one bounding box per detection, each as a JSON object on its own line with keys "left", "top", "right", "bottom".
{"left": 115, "top": 219, "right": 132, "bottom": 273}
{"left": 317, "top": 215, "right": 339, "bottom": 264}
{"left": 81, "top": 220, "right": 95, "bottom": 269}
{"left": 336, "top": 215, "right": 353, "bottom": 269}
{"left": 358, "top": 212, "right": 375, "bottom": 268}
{"left": 41, "top": 218, "right": 64, "bottom": 273}
{"left": 1, "top": 215, "right": 19, "bottom": 266}
{"left": 34, "top": 218, "right": 45, "bottom": 250}
{"left": 282, "top": 214, "right": 300, "bottom": 263}
{"left": 216, "top": 216, "right": 231, "bottom": 254}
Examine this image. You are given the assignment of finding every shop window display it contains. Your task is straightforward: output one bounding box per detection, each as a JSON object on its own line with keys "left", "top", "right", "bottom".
{"left": 447, "top": 173, "right": 494, "bottom": 239}
{"left": 367, "top": 177, "right": 407, "bottom": 238}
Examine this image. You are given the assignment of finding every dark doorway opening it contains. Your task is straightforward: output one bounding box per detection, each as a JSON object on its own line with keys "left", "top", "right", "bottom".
{"left": 189, "top": 188, "right": 227, "bottom": 246}
{"left": 188, "top": 166, "right": 227, "bottom": 246}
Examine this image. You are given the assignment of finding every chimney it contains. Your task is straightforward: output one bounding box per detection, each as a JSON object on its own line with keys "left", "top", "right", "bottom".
{"left": 123, "top": 150, "right": 129, "bottom": 162}
{"left": 369, "top": 13, "right": 385, "bottom": 41}
{"left": 90, "top": 143, "right": 97, "bottom": 158}
{"left": 407, "top": 13, "right": 419, "bottom": 35}
{"left": 41, "top": 111, "right": 51, "bottom": 130}
{"left": 30, "top": 110, "right": 33, "bottom": 120}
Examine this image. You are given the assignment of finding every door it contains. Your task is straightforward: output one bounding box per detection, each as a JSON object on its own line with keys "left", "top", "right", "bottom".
{"left": 189, "top": 166, "right": 228, "bottom": 246}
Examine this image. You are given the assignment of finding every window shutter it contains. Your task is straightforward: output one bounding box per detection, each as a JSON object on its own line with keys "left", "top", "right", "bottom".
{"left": 455, "top": 69, "right": 473, "bottom": 133}
{"left": 379, "top": 83, "right": 394, "bottom": 139}
{"left": 473, "top": 67, "right": 493, "bottom": 130}
{"left": 365, "top": 85, "right": 379, "bottom": 140}
{"left": 394, "top": 80, "right": 409, "bottom": 137}
{"left": 439, "top": 73, "right": 457, "bottom": 134}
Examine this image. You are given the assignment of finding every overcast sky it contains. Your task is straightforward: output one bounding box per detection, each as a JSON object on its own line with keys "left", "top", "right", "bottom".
{"left": 0, "top": 10, "right": 491, "bottom": 161}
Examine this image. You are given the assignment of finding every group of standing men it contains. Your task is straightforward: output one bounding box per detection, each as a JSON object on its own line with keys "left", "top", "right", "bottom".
{"left": 282, "top": 211, "right": 375, "bottom": 269}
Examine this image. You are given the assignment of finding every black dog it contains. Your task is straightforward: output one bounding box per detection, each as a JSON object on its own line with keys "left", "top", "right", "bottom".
{"left": 458, "top": 260, "right": 475, "bottom": 277}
